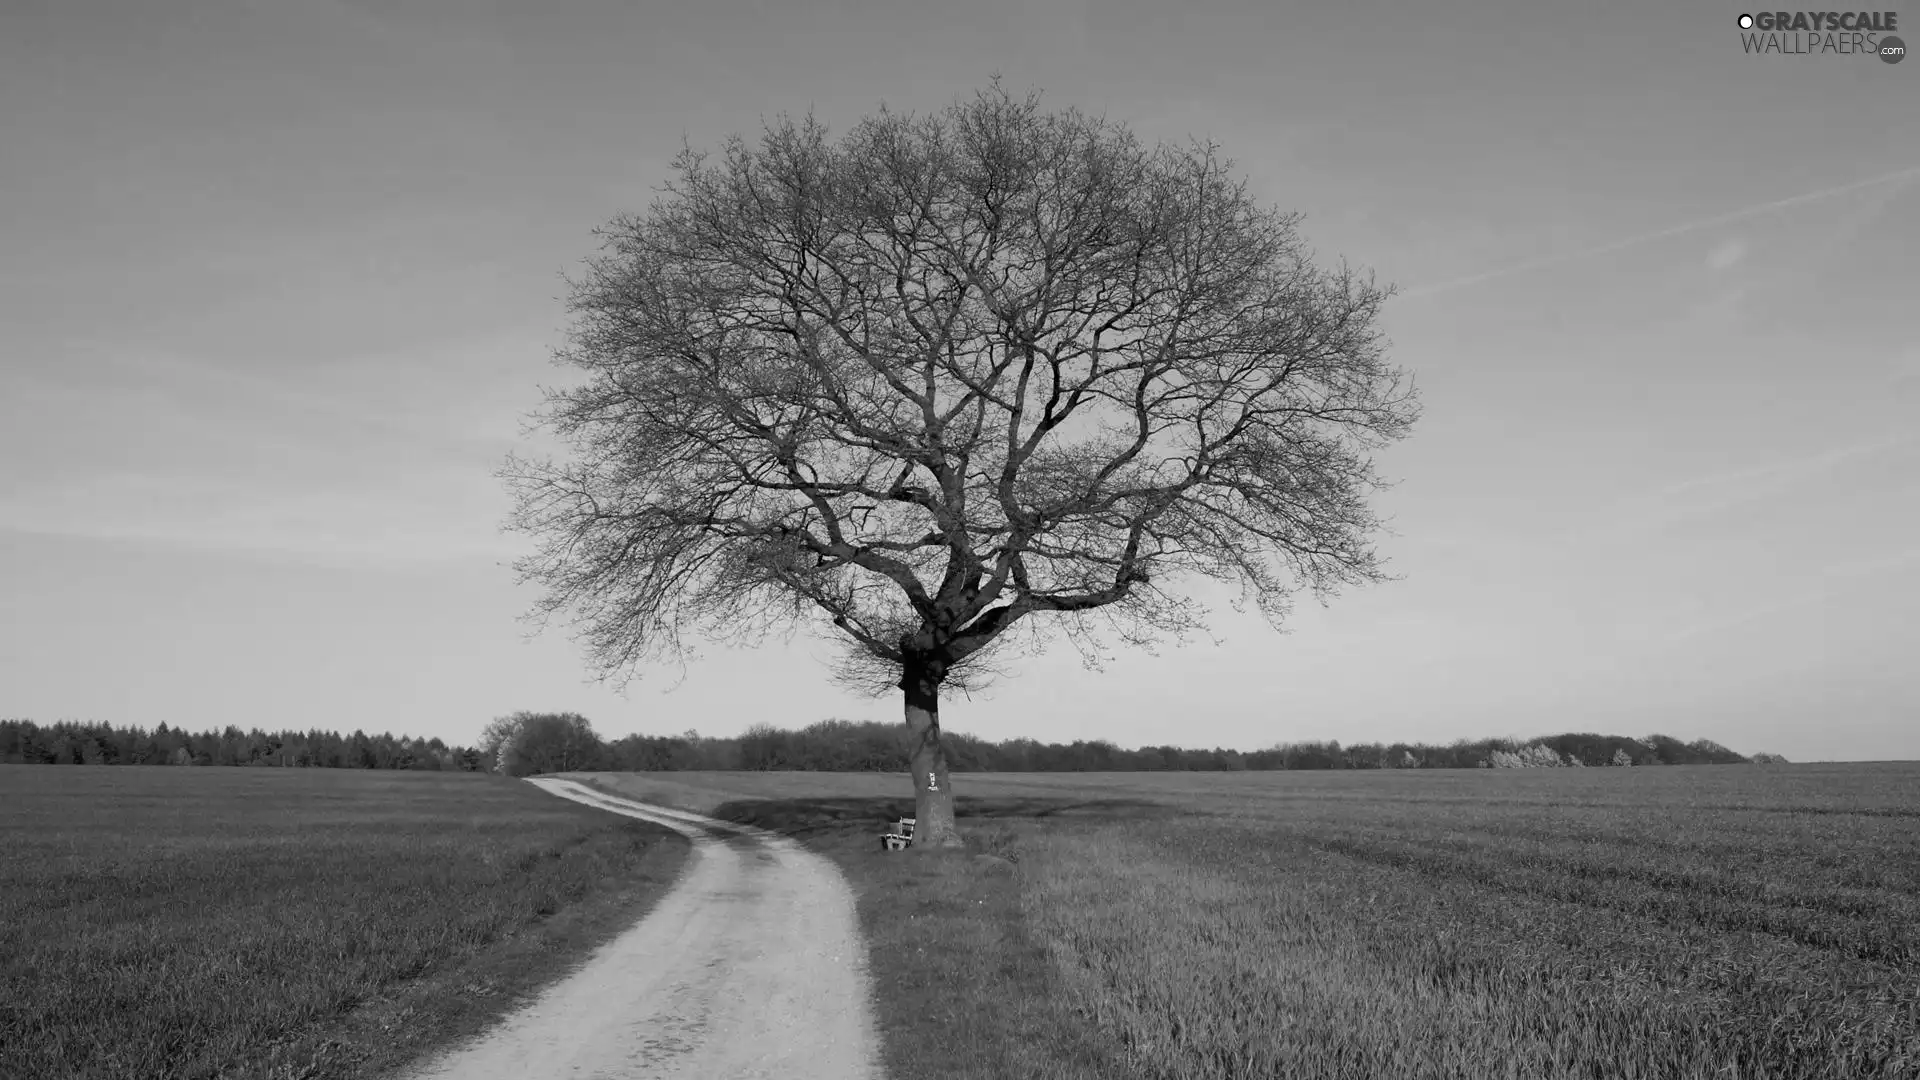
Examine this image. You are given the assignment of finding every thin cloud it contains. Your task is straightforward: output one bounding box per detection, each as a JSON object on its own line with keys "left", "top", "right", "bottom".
{"left": 1661, "top": 548, "right": 1920, "bottom": 645}
{"left": 1705, "top": 238, "right": 1748, "bottom": 271}
{"left": 1571, "top": 432, "right": 1920, "bottom": 546}
{"left": 0, "top": 481, "right": 524, "bottom": 570}
{"left": 1654, "top": 433, "right": 1913, "bottom": 501}
{"left": 75, "top": 345, "right": 530, "bottom": 459}
{"left": 1400, "top": 164, "right": 1920, "bottom": 299}
{"left": 1887, "top": 348, "right": 1920, "bottom": 388}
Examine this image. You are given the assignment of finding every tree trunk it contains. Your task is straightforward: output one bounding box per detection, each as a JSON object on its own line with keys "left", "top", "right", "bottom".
{"left": 902, "top": 668, "right": 963, "bottom": 848}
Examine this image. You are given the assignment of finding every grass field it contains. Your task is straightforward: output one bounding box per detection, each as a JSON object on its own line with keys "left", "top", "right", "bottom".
{"left": 0, "top": 765, "right": 690, "bottom": 1080}
{"left": 577, "top": 764, "right": 1920, "bottom": 1080}
{"left": 11, "top": 763, "right": 1913, "bottom": 1079}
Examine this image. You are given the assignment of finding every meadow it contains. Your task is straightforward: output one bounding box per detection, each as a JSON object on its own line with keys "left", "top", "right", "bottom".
{"left": 0, "top": 765, "right": 689, "bottom": 1080}
{"left": 8, "top": 761, "right": 1913, "bottom": 1079}
{"left": 580, "top": 763, "right": 1920, "bottom": 1080}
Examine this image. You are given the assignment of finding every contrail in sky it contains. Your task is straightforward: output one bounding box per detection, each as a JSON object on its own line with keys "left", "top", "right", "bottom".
{"left": 1400, "top": 163, "right": 1920, "bottom": 299}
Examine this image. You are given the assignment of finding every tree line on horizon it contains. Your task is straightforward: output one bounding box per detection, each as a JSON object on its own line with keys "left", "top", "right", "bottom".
{"left": 2, "top": 715, "right": 1773, "bottom": 775}
{"left": 0, "top": 719, "right": 488, "bottom": 771}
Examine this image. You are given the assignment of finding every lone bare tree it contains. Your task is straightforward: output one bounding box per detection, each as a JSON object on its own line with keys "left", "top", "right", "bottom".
{"left": 502, "top": 83, "right": 1419, "bottom": 847}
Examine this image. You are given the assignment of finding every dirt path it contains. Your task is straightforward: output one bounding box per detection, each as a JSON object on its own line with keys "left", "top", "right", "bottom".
{"left": 399, "top": 777, "right": 884, "bottom": 1080}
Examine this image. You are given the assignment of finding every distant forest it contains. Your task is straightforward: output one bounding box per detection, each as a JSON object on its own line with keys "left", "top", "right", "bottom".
{"left": 0, "top": 716, "right": 1773, "bottom": 774}
{"left": 0, "top": 719, "right": 488, "bottom": 771}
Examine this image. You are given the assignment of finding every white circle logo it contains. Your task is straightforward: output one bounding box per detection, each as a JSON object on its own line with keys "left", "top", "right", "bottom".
{"left": 1738, "top": 13, "right": 1755, "bottom": 28}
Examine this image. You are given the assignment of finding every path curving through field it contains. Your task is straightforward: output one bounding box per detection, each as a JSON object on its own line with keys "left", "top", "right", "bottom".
{"left": 398, "top": 777, "right": 883, "bottom": 1080}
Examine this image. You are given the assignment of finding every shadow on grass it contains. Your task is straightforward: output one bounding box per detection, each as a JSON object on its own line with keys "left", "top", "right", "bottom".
{"left": 559, "top": 777, "right": 1176, "bottom": 1075}
{"left": 704, "top": 794, "right": 1176, "bottom": 841}
{"left": 689, "top": 793, "right": 1171, "bottom": 1079}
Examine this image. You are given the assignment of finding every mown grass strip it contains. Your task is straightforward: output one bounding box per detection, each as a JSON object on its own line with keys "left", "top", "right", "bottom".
{"left": 574, "top": 774, "right": 1135, "bottom": 1079}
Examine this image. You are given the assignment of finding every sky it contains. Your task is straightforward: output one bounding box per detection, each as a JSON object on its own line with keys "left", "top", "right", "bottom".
{"left": 2, "top": 0, "right": 1915, "bottom": 763}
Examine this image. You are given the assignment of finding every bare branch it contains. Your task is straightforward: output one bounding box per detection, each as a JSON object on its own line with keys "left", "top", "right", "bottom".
{"left": 502, "top": 82, "right": 1420, "bottom": 693}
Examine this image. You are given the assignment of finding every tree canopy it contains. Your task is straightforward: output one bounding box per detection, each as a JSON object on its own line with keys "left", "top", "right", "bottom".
{"left": 505, "top": 83, "right": 1417, "bottom": 689}
{"left": 502, "top": 82, "right": 1421, "bottom": 844}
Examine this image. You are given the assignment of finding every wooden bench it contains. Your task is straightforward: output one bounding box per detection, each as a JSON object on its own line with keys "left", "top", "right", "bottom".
{"left": 880, "top": 816, "right": 916, "bottom": 851}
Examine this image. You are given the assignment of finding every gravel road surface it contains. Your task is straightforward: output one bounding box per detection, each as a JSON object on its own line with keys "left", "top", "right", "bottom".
{"left": 398, "top": 777, "right": 883, "bottom": 1080}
